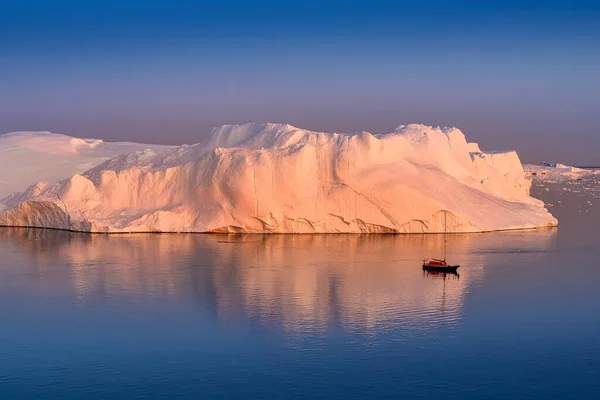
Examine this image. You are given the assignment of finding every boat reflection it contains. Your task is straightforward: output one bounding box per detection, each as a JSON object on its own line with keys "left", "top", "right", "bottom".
{"left": 423, "top": 270, "right": 460, "bottom": 280}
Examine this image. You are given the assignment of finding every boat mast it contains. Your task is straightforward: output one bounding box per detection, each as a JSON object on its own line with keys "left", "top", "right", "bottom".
{"left": 443, "top": 211, "right": 447, "bottom": 262}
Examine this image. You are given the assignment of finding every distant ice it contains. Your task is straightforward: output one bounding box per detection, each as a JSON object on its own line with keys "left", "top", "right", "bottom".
{"left": 0, "top": 131, "right": 171, "bottom": 200}
{"left": 524, "top": 163, "right": 600, "bottom": 182}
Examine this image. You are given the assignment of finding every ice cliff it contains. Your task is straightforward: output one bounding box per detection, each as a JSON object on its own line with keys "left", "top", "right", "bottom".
{"left": 0, "top": 123, "right": 557, "bottom": 233}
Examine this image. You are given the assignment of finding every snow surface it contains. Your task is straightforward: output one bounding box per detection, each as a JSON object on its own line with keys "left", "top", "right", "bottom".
{"left": 0, "top": 123, "right": 557, "bottom": 233}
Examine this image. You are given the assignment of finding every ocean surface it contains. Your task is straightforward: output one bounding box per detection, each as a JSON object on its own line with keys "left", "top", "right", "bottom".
{"left": 1, "top": 178, "right": 599, "bottom": 399}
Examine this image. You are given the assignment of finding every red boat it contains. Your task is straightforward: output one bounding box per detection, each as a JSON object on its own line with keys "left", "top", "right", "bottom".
{"left": 422, "top": 257, "right": 459, "bottom": 273}
{"left": 422, "top": 211, "right": 460, "bottom": 273}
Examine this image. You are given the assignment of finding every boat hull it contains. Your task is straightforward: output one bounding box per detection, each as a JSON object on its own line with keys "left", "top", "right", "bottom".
{"left": 422, "top": 264, "right": 460, "bottom": 273}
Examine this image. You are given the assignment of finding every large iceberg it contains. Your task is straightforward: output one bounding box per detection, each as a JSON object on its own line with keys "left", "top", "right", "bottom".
{"left": 0, "top": 123, "right": 557, "bottom": 233}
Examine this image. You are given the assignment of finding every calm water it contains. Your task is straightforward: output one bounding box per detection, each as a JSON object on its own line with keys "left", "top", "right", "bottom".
{"left": 1, "top": 180, "right": 599, "bottom": 399}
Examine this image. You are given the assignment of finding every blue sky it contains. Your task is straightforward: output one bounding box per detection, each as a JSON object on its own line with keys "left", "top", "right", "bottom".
{"left": 1, "top": 0, "right": 599, "bottom": 163}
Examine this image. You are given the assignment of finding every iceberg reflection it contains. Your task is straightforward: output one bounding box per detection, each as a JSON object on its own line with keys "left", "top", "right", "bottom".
{"left": 0, "top": 228, "right": 557, "bottom": 335}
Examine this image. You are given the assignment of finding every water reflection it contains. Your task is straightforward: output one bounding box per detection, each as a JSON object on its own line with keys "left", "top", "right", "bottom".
{"left": 0, "top": 228, "right": 557, "bottom": 336}
{"left": 423, "top": 270, "right": 460, "bottom": 279}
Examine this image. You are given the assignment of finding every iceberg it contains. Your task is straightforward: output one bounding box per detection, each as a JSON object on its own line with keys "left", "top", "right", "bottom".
{"left": 0, "top": 123, "right": 557, "bottom": 233}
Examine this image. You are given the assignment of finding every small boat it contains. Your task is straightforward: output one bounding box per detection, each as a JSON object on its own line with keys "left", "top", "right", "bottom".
{"left": 423, "top": 269, "right": 459, "bottom": 279}
{"left": 422, "top": 211, "right": 460, "bottom": 273}
{"left": 422, "top": 258, "right": 460, "bottom": 273}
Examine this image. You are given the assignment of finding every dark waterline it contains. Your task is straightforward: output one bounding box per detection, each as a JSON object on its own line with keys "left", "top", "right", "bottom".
{"left": 0, "top": 179, "right": 599, "bottom": 399}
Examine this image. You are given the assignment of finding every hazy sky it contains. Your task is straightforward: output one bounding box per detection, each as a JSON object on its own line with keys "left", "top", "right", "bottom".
{"left": 1, "top": 0, "right": 599, "bottom": 164}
